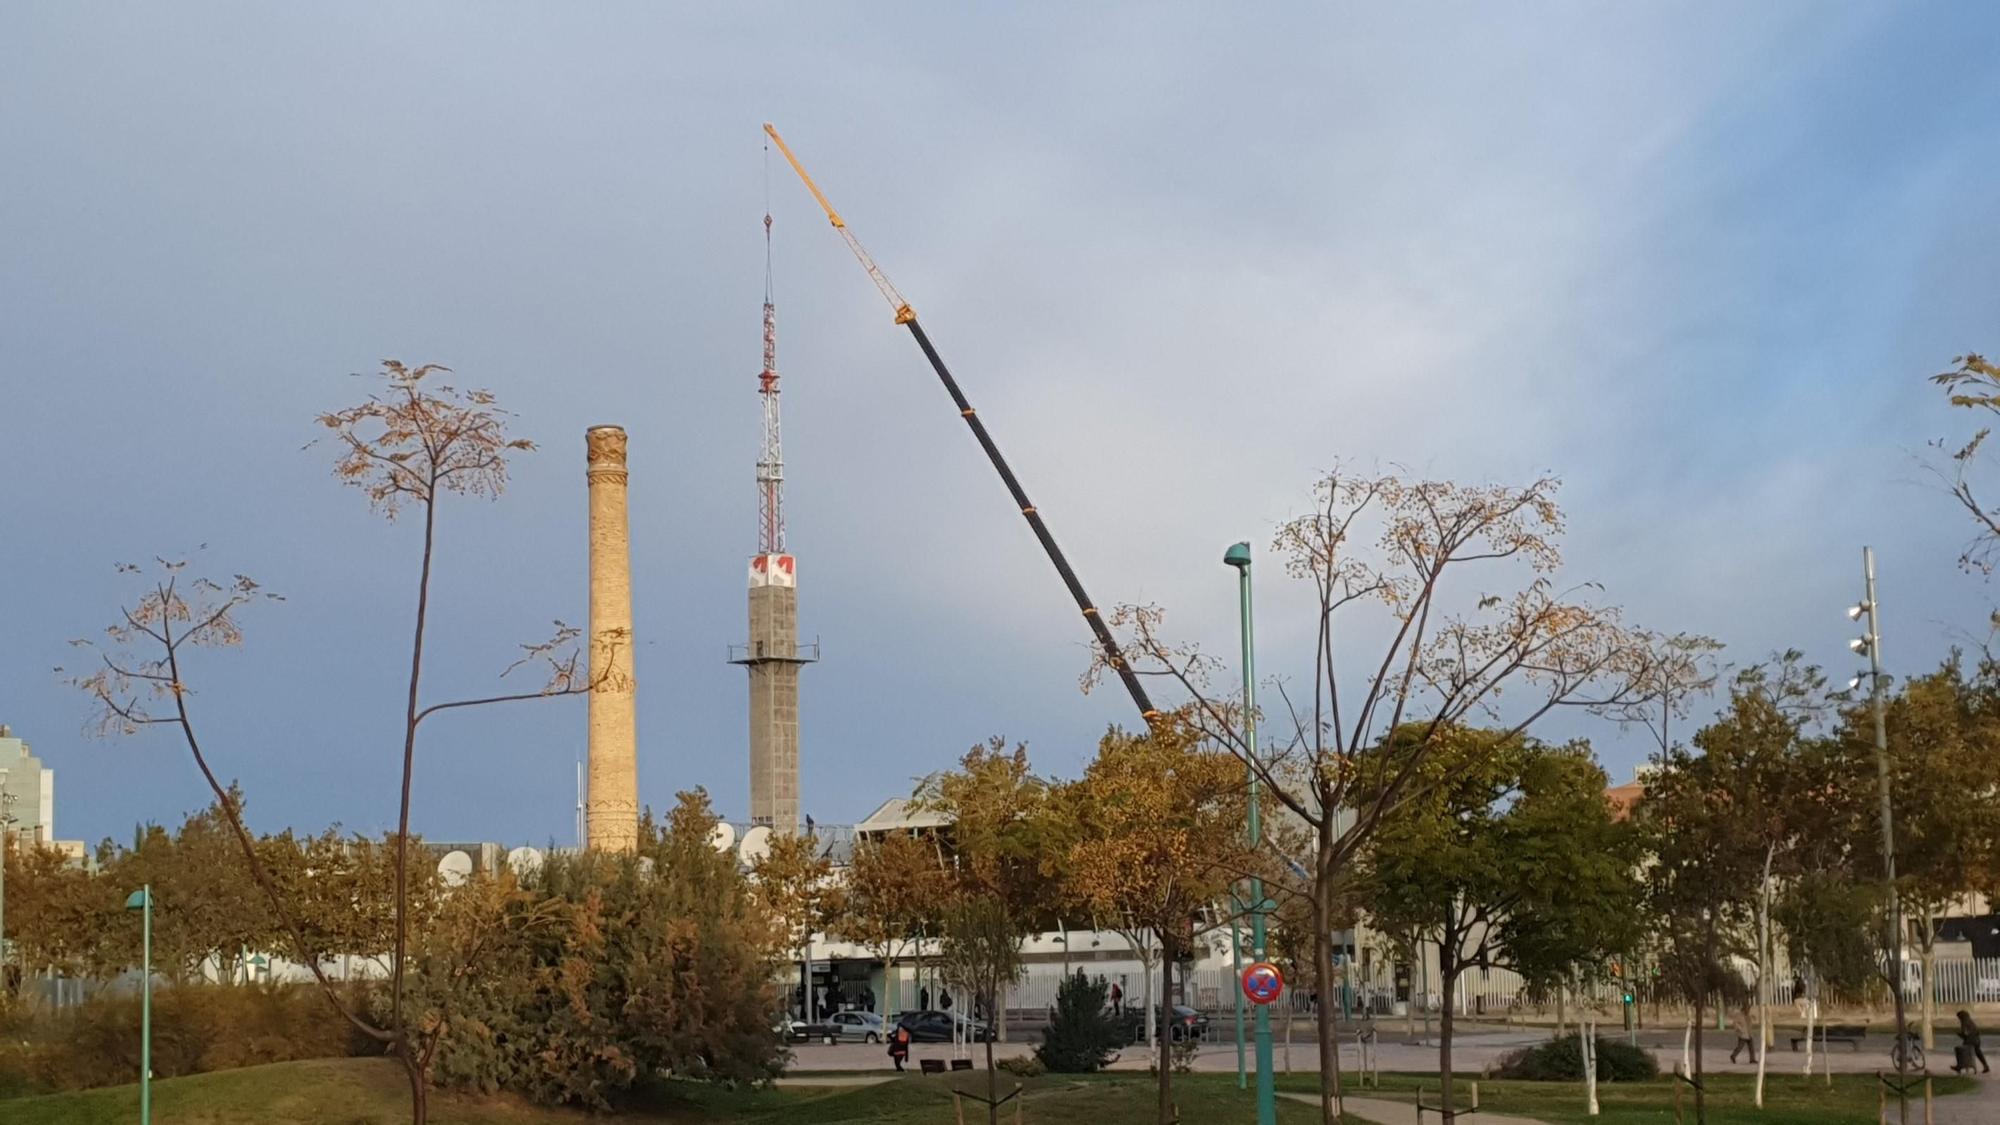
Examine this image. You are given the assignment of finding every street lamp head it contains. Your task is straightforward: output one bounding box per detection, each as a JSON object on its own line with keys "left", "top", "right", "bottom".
{"left": 1848, "top": 674, "right": 1865, "bottom": 692}
{"left": 124, "top": 888, "right": 150, "bottom": 912}
{"left": 1224, "top": 541, "right": 1252, "bottom": 570}
{"left": 1848, "top": 603, "right": 1868, "bottom": 621}
{"left": 1849, "top": 638, "right": 1869, "bottom": 654}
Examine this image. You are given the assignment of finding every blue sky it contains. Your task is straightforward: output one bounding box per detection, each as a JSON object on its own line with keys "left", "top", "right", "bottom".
{"left": 4, "top": 4, "right": 1998, "bottom": 848}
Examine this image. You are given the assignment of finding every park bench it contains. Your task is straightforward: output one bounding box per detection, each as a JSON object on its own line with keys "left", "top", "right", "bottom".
{"left": 1790, "top": 1024, "right": 1865, "bottom": 1051}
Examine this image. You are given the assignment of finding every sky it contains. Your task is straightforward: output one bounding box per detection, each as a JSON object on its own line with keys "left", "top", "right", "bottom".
{"left": 4, "top": 4, "right": 1999, "bottom": 849}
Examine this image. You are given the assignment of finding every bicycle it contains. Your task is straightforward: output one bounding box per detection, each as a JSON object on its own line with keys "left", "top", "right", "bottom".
{"left": 1889, "top": 1031, "right": 1925, "bottom": 1073}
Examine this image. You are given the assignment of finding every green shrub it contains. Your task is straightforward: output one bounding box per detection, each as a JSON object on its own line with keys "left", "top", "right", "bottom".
{"left": 1034, "top": 971, "right": 1124, "bottom": 1073}
{"left": 0, "top": 981, "right": 374, "bottom": 1095}
{"left": 408, "top": 792, "right": 790, "bottom": 1109}
{"left": 1494, "top": 1033, "right": 1658, "bottom": 1082}
{"left": 997, "top": 1054, "right": 1046, "bottom": 1077}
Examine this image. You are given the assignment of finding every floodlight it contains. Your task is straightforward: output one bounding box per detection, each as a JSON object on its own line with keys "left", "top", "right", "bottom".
{"left": 1848, "top": 604, "right": 1867, "bottom": 621}
{"left": 1849, "top": 638, "right": 1869, "bottom": 654}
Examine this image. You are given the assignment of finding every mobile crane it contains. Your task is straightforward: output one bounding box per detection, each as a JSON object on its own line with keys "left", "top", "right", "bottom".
{"left": 762, "top": 123, "right": 1160, "bottom": 722}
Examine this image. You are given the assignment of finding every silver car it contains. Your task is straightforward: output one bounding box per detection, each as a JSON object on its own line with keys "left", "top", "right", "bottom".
{"left": 829, "top": 1010, "right": 887, "bottom": 1044}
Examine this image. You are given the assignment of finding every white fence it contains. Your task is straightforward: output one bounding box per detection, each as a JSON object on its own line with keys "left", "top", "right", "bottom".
{"left": 1922, "top": 956, "right": 2000, "bottom": 1005}
{"left": 1000, "top": 957, "right": 2000, "bottom": 1018}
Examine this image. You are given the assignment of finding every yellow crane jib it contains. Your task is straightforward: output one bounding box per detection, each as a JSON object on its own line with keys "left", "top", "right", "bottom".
{"left": 762, "top": 123, "right": 914, "bottom": 324}
{"left": 762, "top": 123, "right": 1161, "bottom": 722}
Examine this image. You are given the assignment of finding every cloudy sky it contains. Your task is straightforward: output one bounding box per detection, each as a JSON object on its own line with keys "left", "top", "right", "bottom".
{"left": 5, "top": 4, "right": 1998, "bottom": 848}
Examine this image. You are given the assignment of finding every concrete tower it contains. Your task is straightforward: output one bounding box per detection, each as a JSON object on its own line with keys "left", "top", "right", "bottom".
{"left": 584, "top": 425, "right": 639, "bottom": 852}
{"left": 732, "top": 213, "right": 814, "bottom": 830}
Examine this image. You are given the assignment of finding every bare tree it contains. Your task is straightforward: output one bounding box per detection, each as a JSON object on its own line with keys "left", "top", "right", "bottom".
{"left": 69, "top": 361, "right": 613, "bottom": 1125}
{"left": 1929, "top": 353, "right": 2000, "bottom": 575}
{"left": 1092, "top": 468, "right": 1679, "bottom": 1121}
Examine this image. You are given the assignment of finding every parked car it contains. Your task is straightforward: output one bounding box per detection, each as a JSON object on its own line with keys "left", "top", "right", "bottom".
{"left": 830, "top": 1010, "right": 887, "bottom": 1043}
{"left": 1120, "top": 1004, "right": 1209, "bottom": 1045}
{"left": 777, "top": 1018, "right": 844, "bottom": 1045}
{"left": 896, "top": 1009, "right": 993, "bottom": 1043}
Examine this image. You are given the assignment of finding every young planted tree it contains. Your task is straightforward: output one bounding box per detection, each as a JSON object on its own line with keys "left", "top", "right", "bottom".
{"left": 838, "top": 829, "right": 949, "bottom": 1018}
{"left": 1360, "top": 729, "right": 1639, "bottom": 1116}
{"left": 1689, "top": 656, "right": 1829, "bottom": 1106}
{"left": 109, "top": 795, "right": 282, "bottom": 983}
{"left": 752, "top": 830, "right": 845, "bottom": 1023}
{"left": 1, "top": 842, "right": 121, "bottom": 990}
{"left": 1095, "top": 470, "right": 1668, "bottom": 1123}
{"left": 935, "top": 895, "right": 1027, "bottom": 1120}
{"left": 915, "top": 740, "right": 1058, "bottom": 1125}
{"left": 1636, "top": 740, "right": 1766, "bottom": 1125}
{"left": 1849, "top": 660, "right": 2000, "bottom": 1048}
{"left": 1770, "top": 730, "right": 1879, "bottom": 1083}
{"left": 68, "top": 361, "right": 609, "bottom": 1124}
{"left": 1061, "top": 724, "right": 1249, "bottom": 1124}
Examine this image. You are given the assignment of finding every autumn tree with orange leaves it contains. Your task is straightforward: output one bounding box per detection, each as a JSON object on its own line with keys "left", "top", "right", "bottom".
{"left": 68, "top": 361, "right": 610, "bottom": 1125}
{"left": 837, "top": 829, "right": 951, "bottom": 1019}
{"left": 1060, "top": 724, "right": 1249, "bottom": 1125}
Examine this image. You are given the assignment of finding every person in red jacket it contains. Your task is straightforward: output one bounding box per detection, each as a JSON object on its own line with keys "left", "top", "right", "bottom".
{"left": 887, "top": 1023, "right": 912, "bottom": 1072}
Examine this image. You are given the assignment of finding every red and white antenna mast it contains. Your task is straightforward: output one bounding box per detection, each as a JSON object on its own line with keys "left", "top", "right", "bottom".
{"left": 756, "top": 210, "right": 785, "bottom": 555}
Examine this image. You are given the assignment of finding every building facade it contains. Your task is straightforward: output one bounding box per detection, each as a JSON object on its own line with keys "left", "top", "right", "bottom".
{"left": 0, "top": 724, "right": 56, "bottom": 847}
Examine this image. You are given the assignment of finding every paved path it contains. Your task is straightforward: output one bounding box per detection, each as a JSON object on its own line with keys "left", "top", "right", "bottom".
{"left": 1928, "top": 1072, "right": 1997, "bottom": 1124}
{"left": 1281, "top": 1091, "right": 1551, "bottom": 1125}
{"left": 786, "top": 1026, "right": 1966, "bottom": 1076}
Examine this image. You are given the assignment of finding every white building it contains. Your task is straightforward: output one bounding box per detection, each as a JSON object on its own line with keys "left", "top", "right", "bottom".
{"left": 0, "top": 724, "right": 56, "bottom": 848}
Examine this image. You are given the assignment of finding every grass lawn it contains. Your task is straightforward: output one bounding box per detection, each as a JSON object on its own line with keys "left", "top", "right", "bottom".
{"left": 2, "top": 1057, "right": 1327, "bottom": 1124}
{"left": 7, "top": 1058, "right": 1981, "bottom": 1124}
{"left": 1275, "top": 1070, "right": 1980, "bottom": 1124}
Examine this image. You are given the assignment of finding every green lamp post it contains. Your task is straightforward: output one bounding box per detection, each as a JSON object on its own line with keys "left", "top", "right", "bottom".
{"left": 1225, "top": 541, "right": 1277, "bottom": 1125}
{"left": 125, "top": 885, "right": 152, "bottom": 1125}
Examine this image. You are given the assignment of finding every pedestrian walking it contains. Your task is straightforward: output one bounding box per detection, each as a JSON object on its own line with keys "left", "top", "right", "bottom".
{"left": 1955, "top": 1009, "right": 1990, "bottom": 1074}
{"left": 1110, "top": 981, "right": 1123, "bottom": 1015}
{"left": 940, "top": 989, "right": 954, "bottom": 1012}
{"left": 888, "top": 1023, "right": 912, "bottom": 1072}
{"left": 919, "top": 985, "right": 930, "bottom": 1011}
{"left": 1729, "top": 1005, "right": 1759, "bottom": 1064}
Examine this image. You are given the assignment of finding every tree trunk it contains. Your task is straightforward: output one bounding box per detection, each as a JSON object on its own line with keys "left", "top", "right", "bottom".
{"left": 1920, "top": 907, "right": 1936, "bottom": 1051}
{"left": 1313, "top": 892, "right": 1344, "bottom": 1122}
{"left": 1141, "top": 939, "right": 1158, "bottom": 1067}
{"left": 985, "top": 989, "right": 999, "bottom": 1125}
{"left": 1584, "top": 1016, "right": 1599, "bottom": 1117}
{"left": 1438, "top": 950, "right": 1458, "bottom": 1117}
{"left": 1801, "top": 987, "right": 1818, "bottom": 1081}
{"left": 392, "top": 487, "right": 440, "bottom": 1125}
{"left": 402, "top": 1045, "right": 429, "bottom": 1125}
{"left": 1159, "top": 935, "right": 1175, "bottom": 1125}
{"left": 1404, "top": 942, "right": 1417, "bottom": 1042}
{"left": 1679, "top": 1011, "right": 1691, "bottom": 1077}
{"left": 1692, "top": 998, "right": 1707, "bottom": 1125}
{"left": 1756, "top": 846, "right": 1773, "bottom": 1108}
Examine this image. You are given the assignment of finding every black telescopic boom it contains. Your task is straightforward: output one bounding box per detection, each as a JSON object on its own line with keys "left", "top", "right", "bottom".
{"left": 902, "top": 317, "right": 1160, "bottom": 721}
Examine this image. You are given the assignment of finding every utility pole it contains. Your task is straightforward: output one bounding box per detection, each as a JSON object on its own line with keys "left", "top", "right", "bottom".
{"left": 1225, "top": 542, "right": 1276, "bottom": 1125}
{"left": 1851, "top": 546, "right": 1910, "bottom": 1122}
